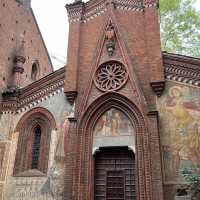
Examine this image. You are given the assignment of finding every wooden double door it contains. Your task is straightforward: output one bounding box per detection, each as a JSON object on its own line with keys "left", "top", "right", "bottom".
{"left": 94, "top": 147, "right": 136, "bottom": 200}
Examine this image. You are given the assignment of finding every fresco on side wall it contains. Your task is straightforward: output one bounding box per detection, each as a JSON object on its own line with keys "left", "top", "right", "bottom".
{"left": 0, "top": 143, "right": 6, "bottom": 178}
{"left": 94, "top": 108, "right": 133, "bottom": 137}
{"left": 158, "top": 82, "right": 200, "bottom": 183}
{"left": 0, "top": 183, "right": 3, "bottom": 199}
{"left": 3, "top": 92, "right": 71, "bottom": 200}
{"left": 0, "top": 113, "right": 15, "bottom": 140}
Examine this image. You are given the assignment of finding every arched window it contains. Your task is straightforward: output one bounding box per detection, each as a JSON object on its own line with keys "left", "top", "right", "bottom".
{"left": 31, "top": 125, "right": 42, "bottom": 169}
{"left": 14, "top": 108, "right": 56, "bottom": 176}
{"left": 31, "top": 60, "right": 39, "bottom": 81}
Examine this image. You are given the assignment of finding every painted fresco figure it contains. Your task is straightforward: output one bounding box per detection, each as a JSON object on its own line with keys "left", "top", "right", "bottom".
{"left": 41, "top": 111, "right": 70, "bottom": 199}
{"left": 164, "top": 86, "right": 200, "bottom": 180}
{"left": 0, "top": 148, "right": 3, "bottom": 169}
{"left": 187, "top": 123, "right": 200, "bottom": 164}
{"left": 95, "top": 115, "right": 111, "bottom": 136}
{"left": 57, "top": 111, "right": 70, "bottom": 155}
{"left": 94, "top": 109, "right": 133, "bottom": 137}
{"left": 111, "top": 112, "right": 120, "bottom": 136}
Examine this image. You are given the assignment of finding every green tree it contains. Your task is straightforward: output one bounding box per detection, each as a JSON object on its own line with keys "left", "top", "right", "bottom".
{"left": 182, "top": 166, "right": 200, "bottom": 199}
{"left": 160, "top": 0, "right": 200, "bottom": 57}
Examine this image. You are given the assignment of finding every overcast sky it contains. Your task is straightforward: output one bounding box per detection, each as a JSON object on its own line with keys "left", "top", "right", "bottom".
{"left": 31, "top": 0, "right": 200, "bottom": 70}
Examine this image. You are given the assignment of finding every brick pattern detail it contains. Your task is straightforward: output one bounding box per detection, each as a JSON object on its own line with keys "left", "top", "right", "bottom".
{"left": 143, "top": 0, "right": 158, "bottom": 7}
{"left": 66, "top": 0, "right": 157, "bottom": 23}
{"left": 163, "top": 52, "right": 200, "bottom": 87}
{"left": 64, "top": 1, "right": 165, "bottom": 199}
{"left": 1, "top": 68, "right": 65, "bottom": 113}
{"left": 147, "top": 111, "right": 164, "bottom": 200}
{"left": 0, "top": 0, "right": 53, "bottom": 92}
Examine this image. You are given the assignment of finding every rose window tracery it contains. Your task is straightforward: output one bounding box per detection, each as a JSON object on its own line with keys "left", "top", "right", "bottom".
{"left": 94, "top": 61, "right": 128, "bottom": 92}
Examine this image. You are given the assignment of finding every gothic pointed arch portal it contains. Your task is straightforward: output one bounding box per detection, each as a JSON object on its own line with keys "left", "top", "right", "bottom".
{"left": 73, "top": 93, "right": 153, "bottom": 200}
{"left": 93, "top": 108, "right": 136, "bottom": 200}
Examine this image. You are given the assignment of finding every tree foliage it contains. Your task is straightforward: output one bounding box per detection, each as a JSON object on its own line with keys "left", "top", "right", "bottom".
{"left": 160, "top": 0, "right": 200, "bottom": 57}
{"left": 182, "top": 166, "right": 200, "bottom": 199}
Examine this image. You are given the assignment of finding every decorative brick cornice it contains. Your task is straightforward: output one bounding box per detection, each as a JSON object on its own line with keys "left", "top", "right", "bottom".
{"left": 1, "top": 68, "right": 65, "bottom": 114}
{"left": 143, "top": 0, "right": 158, "bottom": 8}
{"left": 163, "top": 52, "right": 200, "bottom": 87}
{"left": 115, "top": 0, "right": 143, "bottom": 11}
{"left": 83, "top": 0, "right": 107, "bottom": 23}
{"left": 66, "top": 0, "right": 157, "bottom": 23}
{"left": 66, "top": 1, "right": 84, "bottom": 23}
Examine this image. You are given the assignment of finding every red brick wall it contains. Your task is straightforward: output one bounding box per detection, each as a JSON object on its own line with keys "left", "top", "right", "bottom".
{"left": 64, "top": 1, "right": 165, "bottom": 200}
{"left": 0, "top": 0, "right": 53, "bottom": 92}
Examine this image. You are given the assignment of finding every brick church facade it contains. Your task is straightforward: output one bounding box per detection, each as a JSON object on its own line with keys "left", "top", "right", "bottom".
{"left": 0, "top": 0, "right": 200, "bottom": 200}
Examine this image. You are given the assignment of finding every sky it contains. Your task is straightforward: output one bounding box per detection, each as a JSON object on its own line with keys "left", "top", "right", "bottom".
{"left": 31, "top": 0, "right": 200, "bottom": 70}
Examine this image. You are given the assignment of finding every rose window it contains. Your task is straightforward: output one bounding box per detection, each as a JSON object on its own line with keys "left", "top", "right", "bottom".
{"left": 94, "top": 61, "right": 128, "bottom": 92}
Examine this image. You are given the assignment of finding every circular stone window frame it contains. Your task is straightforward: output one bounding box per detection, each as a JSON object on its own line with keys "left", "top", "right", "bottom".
{"left": 94, "top": 61, "right": 128, "bottom": 92}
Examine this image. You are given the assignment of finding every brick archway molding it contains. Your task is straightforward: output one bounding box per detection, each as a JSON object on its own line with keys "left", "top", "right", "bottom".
{"left": 14, "top": 107, "right": 57, "bottom": 175}
{"left": 15, "top": 107, "right": 57, "bottom": 132}
{"left": 67, "top": 92, "right": 153, "bottom": 200}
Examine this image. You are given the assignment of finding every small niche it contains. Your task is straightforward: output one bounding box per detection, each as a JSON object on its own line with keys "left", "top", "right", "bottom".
{"left": 31, "top": 60, "right": 39, "bottom": 81}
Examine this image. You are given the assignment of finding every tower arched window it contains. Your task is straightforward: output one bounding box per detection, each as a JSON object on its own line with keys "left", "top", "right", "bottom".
{"left": 31, "top": 60, "right": 39, "bottom": 81}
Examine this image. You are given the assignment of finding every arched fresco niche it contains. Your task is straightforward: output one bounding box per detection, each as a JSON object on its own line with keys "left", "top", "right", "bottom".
{"left": 93, "top": 108, "right": 135, "bottom": 152}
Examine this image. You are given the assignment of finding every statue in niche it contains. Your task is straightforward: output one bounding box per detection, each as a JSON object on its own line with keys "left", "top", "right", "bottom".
{"left": 105, "top": 22, "right": 116, "bottom": 56}
{"left": 94, "top": 108, "right": 133, "bottom": 137}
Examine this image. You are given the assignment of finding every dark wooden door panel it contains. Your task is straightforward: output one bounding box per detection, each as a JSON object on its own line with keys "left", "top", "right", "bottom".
{"left": 106, "top": 170, "right": 125, "bottom": 200}
{"left": 94, "top": 147, "right": 136, "bottom": 200}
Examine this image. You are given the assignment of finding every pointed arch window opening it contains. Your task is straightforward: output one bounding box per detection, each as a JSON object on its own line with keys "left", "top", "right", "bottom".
{"left": 31, "top": 125, "right": 42, "bottom": 169}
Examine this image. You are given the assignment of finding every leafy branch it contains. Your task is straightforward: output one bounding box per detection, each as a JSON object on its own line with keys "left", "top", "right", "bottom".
{"left": 181, "top": 166, "right": 200, "bottom": 199}
{"left": 160, "top": 0, "right": 200, "bottom": 57}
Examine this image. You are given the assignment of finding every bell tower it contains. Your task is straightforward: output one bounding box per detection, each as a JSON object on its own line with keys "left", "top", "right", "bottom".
{"left": 64, "top": 0, "right": 165, "bottom": 199}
